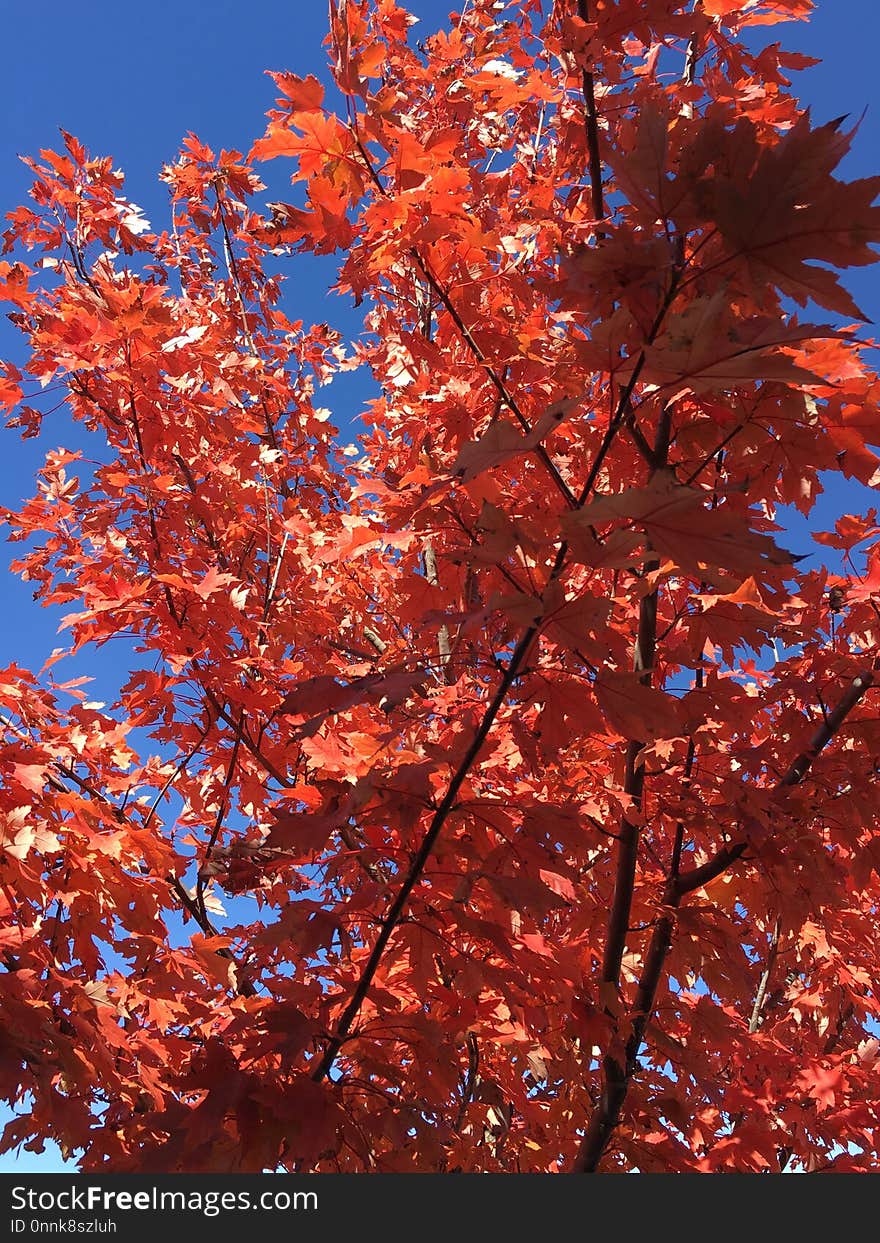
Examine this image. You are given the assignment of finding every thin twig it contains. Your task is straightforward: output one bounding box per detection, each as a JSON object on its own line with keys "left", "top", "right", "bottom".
{"left": 748, "top": 917, "right": 781, "bottom": 1033}
{"left": 196, "top": 726, "right": 242, "bottom": 925}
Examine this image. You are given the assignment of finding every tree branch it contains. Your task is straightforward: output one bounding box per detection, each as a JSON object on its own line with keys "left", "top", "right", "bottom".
{"left": 602, "top": 404, "right": 673, "bottom": 984}
{"left": 573, "top": 657, "right": 877, "bottom": 1170}
{"left": 677, "top": 660, "right": 878, "bottom": 895}
{"left": 309, "top": 621, "right": 540, "bottom": 1082}
{"left": 576, "top": 0, "right": 605, "bottom": 227}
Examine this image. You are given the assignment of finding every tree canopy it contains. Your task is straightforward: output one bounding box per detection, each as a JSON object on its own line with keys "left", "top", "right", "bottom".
{"left": 2, "top": 0, "right": 880, "bottom": 1172}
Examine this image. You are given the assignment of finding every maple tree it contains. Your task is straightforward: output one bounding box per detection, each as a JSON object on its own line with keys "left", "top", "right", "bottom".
{"left": 1, "top": 0, "right": 880, "bottom": 1173}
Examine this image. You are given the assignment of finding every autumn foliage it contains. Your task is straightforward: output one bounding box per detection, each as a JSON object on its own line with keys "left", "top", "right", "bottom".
{"left": 2, "top": 0, "right": 880, "bottom": 1173}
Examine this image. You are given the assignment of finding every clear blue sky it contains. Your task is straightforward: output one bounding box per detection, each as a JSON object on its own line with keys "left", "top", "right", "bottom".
{"left": 0, "top": 0, "right": 877, "bottom": 1172}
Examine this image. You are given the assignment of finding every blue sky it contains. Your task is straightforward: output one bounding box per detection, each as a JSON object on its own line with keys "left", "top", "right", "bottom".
{"left": 0, "top": 0, "right": 878, "bottom": 1172}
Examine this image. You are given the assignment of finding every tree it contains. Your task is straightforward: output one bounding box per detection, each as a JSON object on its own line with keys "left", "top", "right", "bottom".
{"left": 1, "top": 0, "right": 879, "bottom": 1173}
